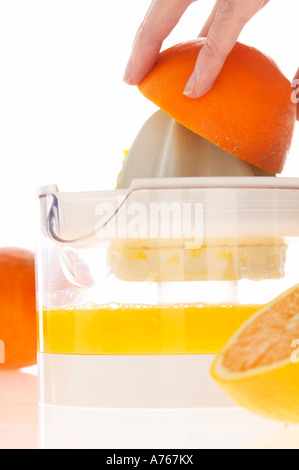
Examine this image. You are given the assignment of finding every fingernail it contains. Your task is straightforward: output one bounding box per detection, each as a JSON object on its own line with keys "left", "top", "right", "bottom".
{"left": 183, "top": 71, "right": 197, "bottom": 96}
{"left": 123, "top": 56, "right": 133, "bottom": 84}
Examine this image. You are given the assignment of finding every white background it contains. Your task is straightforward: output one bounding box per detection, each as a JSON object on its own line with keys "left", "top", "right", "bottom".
{"left": 0, "top": 0, "right": 298, "bottom": 250}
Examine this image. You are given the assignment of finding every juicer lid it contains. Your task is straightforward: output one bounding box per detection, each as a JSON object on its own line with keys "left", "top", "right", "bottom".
{"left": 38, "top": 177, "right": 299, "bottom": 247}
{"left": 37, "top": 176, "right": 299, "bottom": 196}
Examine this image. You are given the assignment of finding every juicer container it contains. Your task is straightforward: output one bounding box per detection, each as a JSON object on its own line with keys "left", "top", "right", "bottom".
{"left": 36, "top": 177, "right": 299, "bottom": 408}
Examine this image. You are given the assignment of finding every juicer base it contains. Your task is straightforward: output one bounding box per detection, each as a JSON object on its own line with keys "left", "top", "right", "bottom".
{"left": 38, "top": 352, "right": 233, "bottom": 408}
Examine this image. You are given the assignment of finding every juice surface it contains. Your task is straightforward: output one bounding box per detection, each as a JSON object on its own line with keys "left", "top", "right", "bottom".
{"left": 40, "top": 303, "right": 261, "bottom": 355}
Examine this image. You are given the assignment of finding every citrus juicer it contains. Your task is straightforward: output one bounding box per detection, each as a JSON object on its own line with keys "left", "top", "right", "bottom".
{"left": 36, "top": 39, "right": 298, "bottom": 408}
{"left": 37, "top": 174, "right": 299, "bottom": 408}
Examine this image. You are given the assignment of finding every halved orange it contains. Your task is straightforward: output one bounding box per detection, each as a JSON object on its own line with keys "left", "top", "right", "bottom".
{"left": 0, "top": 247, "right": 36, "bottom": 369}
{"left": 139, "top": 40, "right": 296, "bottom": 174}
{"left": 211, "top": 284, "right": 299, "bottom": 423}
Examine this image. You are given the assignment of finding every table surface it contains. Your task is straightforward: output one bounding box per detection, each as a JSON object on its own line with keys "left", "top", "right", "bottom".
{"left": 0, "top": 367, "right": 298, "bottom": 449}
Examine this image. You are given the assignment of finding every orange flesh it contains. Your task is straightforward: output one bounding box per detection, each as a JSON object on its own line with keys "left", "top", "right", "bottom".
{"left": 39, "top": 303, "right": 260, "bottom": 355}
{"left": 223, "top": 288, "right": 299, "bottom": 372}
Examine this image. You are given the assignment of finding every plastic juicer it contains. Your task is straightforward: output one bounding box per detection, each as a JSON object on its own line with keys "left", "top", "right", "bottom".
{"left": 36, "top": 176, "right": 299, "bottom": 408}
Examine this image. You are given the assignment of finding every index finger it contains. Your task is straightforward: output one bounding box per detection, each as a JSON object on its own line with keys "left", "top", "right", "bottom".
{"left": 124, "top": 0, "right": 196, "bottom": 85}
{"left": 184, "top": 0, "right": 268, "bottom": 98}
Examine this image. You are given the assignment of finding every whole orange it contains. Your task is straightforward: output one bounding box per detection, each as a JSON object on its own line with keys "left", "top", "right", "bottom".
{"left": 139, "top": 40, "right": 296, "bottom": 174}
{"left": 0, "top": 247, "right": 37, "bottom": 369}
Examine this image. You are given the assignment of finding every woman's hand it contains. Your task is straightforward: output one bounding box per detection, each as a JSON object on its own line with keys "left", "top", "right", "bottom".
{"left": 123, "top": 0, "right": 271, "bottom": 98}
